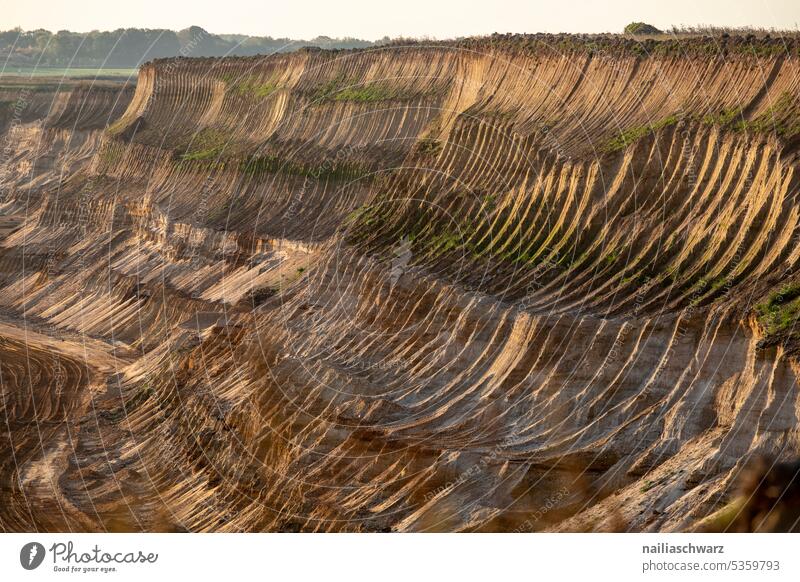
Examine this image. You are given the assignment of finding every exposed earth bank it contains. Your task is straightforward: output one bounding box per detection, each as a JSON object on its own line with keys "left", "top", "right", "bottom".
{"left": 2, "top": 36, "right": 800, "bottom": 531}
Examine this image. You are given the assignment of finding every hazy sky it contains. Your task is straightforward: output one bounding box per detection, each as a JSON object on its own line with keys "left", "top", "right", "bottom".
{"left": 2, "top": 0, "right": 799, "bottom": 40}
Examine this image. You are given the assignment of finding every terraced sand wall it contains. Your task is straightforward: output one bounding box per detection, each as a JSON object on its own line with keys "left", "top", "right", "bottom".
{"left": 1, "top": 39, "right": 800, "bottom": 531}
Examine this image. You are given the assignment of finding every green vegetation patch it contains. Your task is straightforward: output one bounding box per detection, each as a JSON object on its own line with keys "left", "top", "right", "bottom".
{"left": 605, "top": 95, "right": 799, "bottom": 154}
{"left": 99, "top": 145, "right": 123, "bottom": 166}
{"left": 308, "top": 74, "right": 430, "bottom": 103}
{"left": 703, "top": 106, "right": 744, "bottom": 127}
{"left": 733, "top": 92, "right": 800, "bottom": 138}
{"left": 756, "top": 283, "right": 800, "bottom": 336}
{"left": 222, "top": 73, "right": 280, "bottom": 98}
{"left": 639, "top": 479, "right": 656, "bottom": 493}
{"left": 174, "top": 135, "right": 369, "bottom": 181}
{"left": 415, "top": 137, "right": 442, "bottom": 156}
{"left": 691, "top": 93, "right": 800, "bottom": 139}
{"left": 686, "top": 274, "right": 731, "bottom": 306}
{"left": 603, "top": 115, "right": 679, "bottom": 152}
{"left": 178, "top": 128, "right": 233, "bottom": 162}
{"left": 345, "top": 204, "right": 383, "bottom": 227}
{"left": 429, "top": 229, "right": 463, "bottom": 253}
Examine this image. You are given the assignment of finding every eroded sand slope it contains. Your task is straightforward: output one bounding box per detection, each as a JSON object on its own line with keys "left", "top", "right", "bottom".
{"left": 2, "top": 36, "right": 800, "bottom": 531}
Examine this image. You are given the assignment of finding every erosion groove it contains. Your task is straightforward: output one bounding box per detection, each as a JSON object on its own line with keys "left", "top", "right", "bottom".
{"left": 2, "top": 37, "right": 800, "bottom": 532}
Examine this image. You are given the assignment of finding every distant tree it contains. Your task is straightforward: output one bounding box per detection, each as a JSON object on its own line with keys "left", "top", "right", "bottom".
{"left": 624, "top": 22, "right": 662, "bottom": 35}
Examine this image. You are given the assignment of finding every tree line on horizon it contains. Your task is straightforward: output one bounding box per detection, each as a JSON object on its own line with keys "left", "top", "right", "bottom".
{"left": 0, "top": 26, "right": 383, "bottom": 68}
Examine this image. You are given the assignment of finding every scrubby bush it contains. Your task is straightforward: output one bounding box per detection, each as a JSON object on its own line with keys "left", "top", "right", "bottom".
{"left": 624, "top": 22, "right": 662, "bottom": 35}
